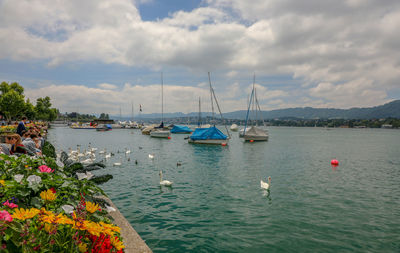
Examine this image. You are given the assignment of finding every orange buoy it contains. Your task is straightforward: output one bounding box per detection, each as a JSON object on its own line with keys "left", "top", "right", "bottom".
{"left": 250, "top": 140, "right": 254, "bottom": 143}
{"left": 221, "top": 143, "right": 227, "bottom": 146}
{"left": 331, "top": 159, "right": 339, "bottom": 166}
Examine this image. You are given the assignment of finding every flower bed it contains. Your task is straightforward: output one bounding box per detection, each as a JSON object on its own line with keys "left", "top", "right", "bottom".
{"left": 0, "top": 154, "right": 125, "bottom": 252}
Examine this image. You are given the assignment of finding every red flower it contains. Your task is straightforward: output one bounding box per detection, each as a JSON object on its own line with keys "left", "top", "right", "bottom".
{"left": 50, "top": 188, "right": 56, "bottom": 194}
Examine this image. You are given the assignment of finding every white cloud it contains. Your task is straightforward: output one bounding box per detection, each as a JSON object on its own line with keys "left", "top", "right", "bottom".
{"left": 97, "top": 83, "right": 118, "bottom": 90}
{"left": 309, "top": 79, "right": 390, "bottom": 108}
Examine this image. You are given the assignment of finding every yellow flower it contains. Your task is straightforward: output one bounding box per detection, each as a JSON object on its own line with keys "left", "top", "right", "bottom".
{"left": 41, "top": 212, "right": 56, "bottom": 223}
{"left": 40, "top": 189, "right": 56, "bottom": 202}
{"left": 99, "top": 221, "right": 121, "bottom": 235}
{"left": 85, "top": 201, "right": 99, "bottom": 214}
{"left": 12, "top": 208, "right": 40, "bottom": 220}
{"left": 110, "top": 236, "right": 125, "bottom": 251}
{"left": 83, "top": 220, "right": 103, "bottom": 236}
{"left": 44, "top": 223, "right": 57, "bottom": 233}
{"left": 0, "top": 180, "right": 5, "bottom": 186}
{"left": 78, "top": 243, "right": 88, "bottom": 253}
{"left": 55, "top": 213, "right": 74, "bottom": 225}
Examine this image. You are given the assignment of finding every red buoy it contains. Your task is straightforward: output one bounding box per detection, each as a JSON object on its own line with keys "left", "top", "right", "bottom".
{"left": 221, "top": 143, "right": 227, "bottom": 146}
{"left": 168, "top": 136, "right": 171, "bottom": 139}
{"left": 250, "top": 140, "right": 254, "bottom": 143}
{"left": 331, "top": 159, "right": 339, "bottom": 166}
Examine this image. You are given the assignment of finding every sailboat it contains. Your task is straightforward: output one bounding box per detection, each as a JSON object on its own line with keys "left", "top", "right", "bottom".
{"left": 241, "top": 74, "right": 268, "bottom": 141}
{"left": 188, "top": 72, "right": 230, "bottom": 145}
{"left": 150, "top": 72, "right": 171, "bottom": 138}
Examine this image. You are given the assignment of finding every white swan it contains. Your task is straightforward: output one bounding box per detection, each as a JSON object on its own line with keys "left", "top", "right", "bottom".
{"left": 126, "top": 149, "right": 131, "bottom": 154}
{"left": 159, "top": 171, "right": 173, "bottom": 186}
{"left": 105, "top": 153, "right": 111, "bottom": 159}
{"left": 260, "top": 176, "right": 271, "bottom": 190}
{"left": 149, "top": 154, "right": 155, "bottom": 159}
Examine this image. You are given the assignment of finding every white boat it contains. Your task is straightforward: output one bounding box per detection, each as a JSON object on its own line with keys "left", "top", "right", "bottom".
{"left": 239, "top": 127, "right": 251, "bottom": 137}
{"left": 150, "top": 129, "right": 171, "bottom": 138}
{"left": 150, "top": 72, "right": 170, "bottom": 139}
{"left": 230, "top": 124, "right": 239, "bottom": 131}
{"left": 243, "top": 126, "right": 268, "bottom": 141}
{"left": 241, "top": 74, "right": 268, "bottom": 142}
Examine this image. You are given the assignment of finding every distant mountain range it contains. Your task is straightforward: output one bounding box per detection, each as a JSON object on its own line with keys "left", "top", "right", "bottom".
{"left": 116, "top": 100, "right": 400, "bottom": 120}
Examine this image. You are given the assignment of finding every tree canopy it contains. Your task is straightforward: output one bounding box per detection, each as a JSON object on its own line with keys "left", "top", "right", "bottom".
{"left": 0, "top": 81, "right": 58, "bottom": 121}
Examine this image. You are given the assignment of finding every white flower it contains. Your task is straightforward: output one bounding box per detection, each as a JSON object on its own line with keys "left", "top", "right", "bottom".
{"left": 14, "top": 174, "right": 24, "bottom": 183}
{"left": 27, "top": 175, "right": 42, "bottom": 185}
{"left": 56, "top": 159, "right": 64, "bottom": 167}
{"left": 61, "top": 205, "right": 74, "bottom": 214}
{"left": 76, "top": 172, "right": 94, "bottom": 180}
{"left": 105, "top": 205, "right": 116, "bottom": 213}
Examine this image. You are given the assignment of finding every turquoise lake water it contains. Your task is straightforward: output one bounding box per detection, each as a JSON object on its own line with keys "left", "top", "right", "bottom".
{"left": 48, "top": 126, "right": 400, "bottom": 252}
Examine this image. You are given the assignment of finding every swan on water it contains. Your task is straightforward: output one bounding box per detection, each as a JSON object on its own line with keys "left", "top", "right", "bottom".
{"left": 126, "top": 149, "right": 131, "bottom": 154}
{"left": 105, "top": 153, "right": 111, "bottom": 159}
{"left": 149, "top": 154, "right": 155, "bottom": 159}
{"left": 159, "top": 171, "right": 173, "bottom": 186}
{"left": 260, "top": 176, "right": 271, "bottom": 190}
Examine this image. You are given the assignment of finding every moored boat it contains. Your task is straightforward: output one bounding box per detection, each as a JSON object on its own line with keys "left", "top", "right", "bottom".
{"left": 171, "top": 125, "right": 193, "bottom": 134}
{"left": 188, "top": 126, "right": 228, "bottom": 145}
{"left": 230, "top": 124, "right": 239, "bottom": 131}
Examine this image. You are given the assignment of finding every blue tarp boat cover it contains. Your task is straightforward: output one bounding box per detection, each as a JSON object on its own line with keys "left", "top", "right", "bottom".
{"left": 190, "top": 127, "right": 227, "bottom": 140}
{"left": 105, "top": 124, "right": 112, "bottom": 129}
{"left": 171, "top": 125, "right": 193, "bottom": 133}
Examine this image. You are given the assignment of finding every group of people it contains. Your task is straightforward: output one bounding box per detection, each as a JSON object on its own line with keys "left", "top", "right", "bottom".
{"left": 0, "top": 116, "right": 48, "bottom": 156}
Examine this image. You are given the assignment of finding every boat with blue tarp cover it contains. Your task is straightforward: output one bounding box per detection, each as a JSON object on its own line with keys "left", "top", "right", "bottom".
{"left": 188, "top": 72, "right": 230, "bottom": 145}
{"left": 188, "top": 126, "right": 228, "bottom": 145}
{"left": 171, "top": 125, "right": 193, "bottom": 134}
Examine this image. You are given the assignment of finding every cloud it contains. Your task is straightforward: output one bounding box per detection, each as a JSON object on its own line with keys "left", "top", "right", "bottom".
{"left": 24, "top": 82, "right": 213, "bottom": 115}
{"left": 1, "top": 0, "right": 399, "bottom": 110}
{"left": 309, "top": 78, "right": 390, "bottom": 108}
{"left": 97, "top": 83, "right": 117, "bottom": 90}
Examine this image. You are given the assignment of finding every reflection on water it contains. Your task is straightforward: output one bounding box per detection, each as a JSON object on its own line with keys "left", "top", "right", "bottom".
{"left": 48, "top": 127, "right": 400, "bottom": 253}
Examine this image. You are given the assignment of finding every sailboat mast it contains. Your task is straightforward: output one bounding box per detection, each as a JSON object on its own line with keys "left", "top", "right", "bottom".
{"left": 161, "top": 72, "right": 164, "bottom": 124}
{"left": 119, "top": 106, "right": 122, "bottom": 121}
{"left": 252, "top": 73, "right": 256, "bottom": 126}
{"left": 198, "top": 97, "right": 201, "bottom": 127}
{"left": 131, "top": 101, "right": 134, "bottom": 121}
{"left": 208, "top": 72, "right": 215, "bottom": 123}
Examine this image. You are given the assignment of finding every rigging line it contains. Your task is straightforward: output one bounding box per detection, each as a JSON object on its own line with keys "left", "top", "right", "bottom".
{"left": 208, "top": 72, "right": 215, "bottom": 123}
{"left": 161, "top": 72, "right": 164, "bottom": 124}
{"left": 210, "top": 81, "right": 231, "bottom": 138}
{"left": 244, "top": 84, "right": 255, "bottom": 136}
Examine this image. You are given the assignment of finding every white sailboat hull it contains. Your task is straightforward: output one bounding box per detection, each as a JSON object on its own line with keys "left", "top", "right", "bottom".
{"left": 242, "top": 127, "right": 268, "bottom": 141}
{"left": 150, "top": 130, "right": 171, "bottom": 138}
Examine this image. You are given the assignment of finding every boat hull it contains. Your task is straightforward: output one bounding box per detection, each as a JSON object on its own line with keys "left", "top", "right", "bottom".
{"left": 188, "top": 139, "right": 228, "bottom": 145}
{"left": 150, "top": 130, "right": 171, "bottom": 138}
{"left": 243, "top": 135, "right": 268, "bottom": 141}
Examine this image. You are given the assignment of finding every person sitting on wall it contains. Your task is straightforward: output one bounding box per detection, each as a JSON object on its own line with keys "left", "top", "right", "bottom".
{"left": 17, "top": 116, "right": 27, "bottom": 136}
{"left": 22, "top": 134, "right": 41, "bottom": 156}
{"left": 6, "top": 134, "right": 27, "bottom": 155}
{"left": 21, "top": 130, "right": 28, "bottom": 141}
{"left": 0, "top": 143, "right": 11, "bottom": 155}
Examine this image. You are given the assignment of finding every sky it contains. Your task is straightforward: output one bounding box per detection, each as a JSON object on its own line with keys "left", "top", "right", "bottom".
{"left": 0, "top": 0, "right": 399, "bottom": 116}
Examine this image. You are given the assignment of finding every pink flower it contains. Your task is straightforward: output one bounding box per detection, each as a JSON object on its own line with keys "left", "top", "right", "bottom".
{"left": 0, "top": 210, "right": 13, "bottom": 222}
{"left": 3, "top": 200, "right": 18, "bottom": 209}
{"left": 38, "top": 165, "right": 54, "bottom": 173}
